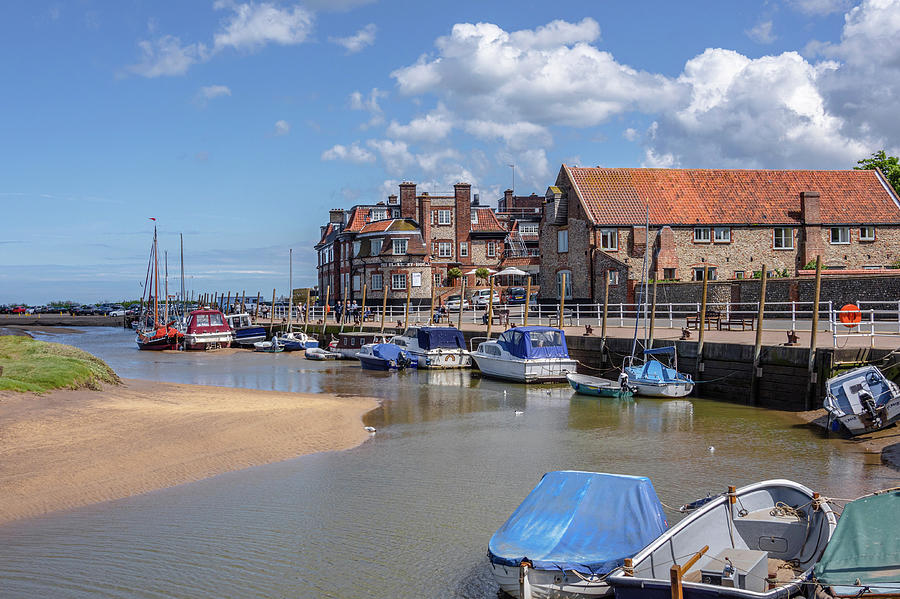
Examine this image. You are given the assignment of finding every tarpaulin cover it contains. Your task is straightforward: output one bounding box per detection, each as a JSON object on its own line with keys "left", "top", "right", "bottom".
{"left": 488, "top": 471, "right": 668, "bottom": 575}
{"left": 372, "top": 343, "right": 408, "bottom": 361}
{"left": 626, "top": 360, "right": 685, "bottom": 383}
{"left": 417, "top": 327, "right": 464, "bottom": 350}
{"left": 497, "top": 326, "right": 570, "bottom": 360}
{"left": 814, "top": 491, "right": 900, "bottom": 594}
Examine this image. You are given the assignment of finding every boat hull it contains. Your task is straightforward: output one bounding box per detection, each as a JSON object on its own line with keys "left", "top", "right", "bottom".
{"left": 567, "top": 374, "right": 632, "bottom": 398}
{"left": 358, "top": 355, "right": 393, "bottom": 370}
{"left": 628, "top": 380, "right": 693, "bottom": 398}
{"left": 472, "top": 355, "right": 576, "bottom": 383}
{"left": 491, "top": 562, "right": 612, "bottom": 598}
{"left": 184, "top": 332, "right": 233, "bottom": 350}
{"left": 412, "top": 349, "right": 472, "bottom": 369}
{"left": 833, "top": 398, "right": 900, "bottom": 435}
{"left": 232, "top": 327, "right": 267, "bottom": 346}
{"left": 135, "top": 334, "right": 179, "bottom": 351}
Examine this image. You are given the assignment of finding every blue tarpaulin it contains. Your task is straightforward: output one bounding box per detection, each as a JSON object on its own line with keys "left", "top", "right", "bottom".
{"left": 496, "top": 326, "right": 570, "bottom": 360}
{"left": 417, "top": 327, "right": 465, "bottom": 350}
{"left": 488, "top": 471, "right": 668, "bottom": 575}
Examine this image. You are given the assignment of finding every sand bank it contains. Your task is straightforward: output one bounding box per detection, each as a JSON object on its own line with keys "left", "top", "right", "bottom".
{"left": 795, "top": 409, "right": 900, "bottom": 470}
{"left": 0, "top": 379, "right": 378, "bottom": 525}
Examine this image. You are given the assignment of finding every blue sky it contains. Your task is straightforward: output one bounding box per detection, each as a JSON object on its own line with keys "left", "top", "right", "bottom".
{"left": 2, "top": 0, "right": 899, "bottom": 304}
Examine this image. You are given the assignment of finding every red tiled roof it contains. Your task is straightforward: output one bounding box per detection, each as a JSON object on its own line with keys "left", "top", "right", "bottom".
{"left": 345, "top": 207, "right": 369, "bottom": 232}
{"left": 471, "top": 207, "right": 508, "bottom": 232}
{"left": 565, "top": 167, "right": 900, "bottom": 226}
{"left": 359, "top": 220, "right": 393, "bottom": 234}
{"left": 318, "top": 222, "right": 334, "bottom": 244}
{"left": 501, "top": 256, "right": 540, "bottom": 266}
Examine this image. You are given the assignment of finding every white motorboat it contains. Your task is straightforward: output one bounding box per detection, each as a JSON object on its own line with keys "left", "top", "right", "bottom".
{"left": 305, "top": 346, "right": 341, "bottom": 360}
{"left": 488, "top": 471, "right": 669, "bottom": 599}
{"left": 183, "top": 307, "right": 234, "bottom": 350}
{"left": 623, "top": 347, "right": 694, "bottom": 397}
{"left": 607, "top": 479, "right": 837, "bottom": 599}
{"left": 824, "top": 365, "right": 900, "bottom": 435}
{"left": 225, "top": 313, "right": 266, "bottom": 347}
{"left": 471, "top": 326, "right": 576, "bottom": 383}
{"left": 389, "top": 326, "right": 471, "bottom": 369}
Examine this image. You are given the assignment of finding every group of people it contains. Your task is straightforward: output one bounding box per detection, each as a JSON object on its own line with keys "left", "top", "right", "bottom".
{"left": 331, "top": 300, "right": 369, "bottom": 325}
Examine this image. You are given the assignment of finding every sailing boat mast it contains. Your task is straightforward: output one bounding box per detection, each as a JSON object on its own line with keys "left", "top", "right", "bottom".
{"left": 180, "top": 233, "right": 185, "bottom": 322}
{"left": 287, "top": 248, "right": 293, "bottom": 334}
{"left": 164, "top": 250, "right": 169, "bottom": 324}
{"left": 153, "top": 226, "right": 159, "bottom": 327}
{"left": 628, "top": 207, "right": 650, "bottom": 366}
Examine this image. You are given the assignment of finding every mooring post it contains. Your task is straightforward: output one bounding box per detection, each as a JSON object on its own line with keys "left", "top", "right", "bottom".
{"left": 696, "top": 266, "right": 709, "bottom": 376}
{"left": 601, "top": 274, "right": 610, "bottom": 363}
{"left": 558, "top": 272, "right": 567, "bottom": 331}
{"left": 457, "top": 275, "right": 466, "bottom": 331}
{"left": 304, "top": 288, "right": 311, "bottom": 333}
{"left": 750, "top": 265, "right": 768, "bottom": 405}
{"left": 322, "top": 285, "right": 331, "bottom": 338}
{"left": 806, "top": 256, "right": 822, "bottom": 410}
{"left": 403, "top": 276, "right": 411, "bottom": 330}
{"left": 270, "top": 288, "right": 276, "bottom": 335}
{"left": 524, "top": 277, "right": 531, "bottom": 326}
{"left": 255, "top": 292, "right": 261, "bottom": 321}
{"left": 649, "top": 277, "right": 658, "bottom": 348}
{"left": 487, "top": 275, "right": 496, "bottom": 338}
{"left": 359, "top": 283, "right": 368, "bottom": 332}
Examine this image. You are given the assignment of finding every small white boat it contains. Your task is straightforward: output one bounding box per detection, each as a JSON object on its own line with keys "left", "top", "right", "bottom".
{"left": 824, "top": 365, "right": 900, "bottom": 435}
{"left": 253, "top": 336, "right": 283, "bottom": 353}
{"left": 488, "top": 471, "right": 669, "bottom": 599}
{"left": 279, "top": 330, "right": 319, "bottom": 351}
{"left": 623, "top": 347, "right": 693, "bottom": 397}
{"left": 390, "top": 326, "right": 471, "bottom": 369}
{"left": 305, "top": 346, "right": 341, "bottom": 360}
{"left": 471, "top": 326, "right": 576, "bottom": 383}
{"left": 607, "top": 479, "right": 837, "bottom": 599}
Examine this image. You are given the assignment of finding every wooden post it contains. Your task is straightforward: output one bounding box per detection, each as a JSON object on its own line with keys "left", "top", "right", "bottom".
{"left": 750, "top": 265, "right": 768, "bottom": 406}
{"left": 304, "top": 288, "right": 311, "bottom": 333}
{"left": 322, "top": 285, "right": 331, "bottom": 338}
{"left": 255, "top": 292, "right": 261, "bottom": 320}
{"left": 696, "top": 266, "right": 709, "bottom": 375}
{"left": 359, "top": 283, "right": 368, "bottom": 332}
{"left": 487, "top": 275, "right": 495, "bottom": 338}
{"left": 601, "top": 274, "right": 610, "bottom": 362}
{"left": 649, "top": 277, "right": 658, "bottom": 348}
{"left": 429, "top": 278, "right": 436, "bottom": 326}
{"left": 558, "top": 272, "right": 567, "bottom": 330}
{"left": 457, "top": 275, "right": 466, "bottom": 331}
{"left": 403, "top": 275, "right": 411, "bottom": 330}
{"left": 524, "top": 276, "right": 532, "bottom": 326}
{"left": 670, "top": 545, "right": 709, "bottom": 599}
{"left": 241, "top": 290, "right": 246, "bottom": 313}
{"left": 380, "top": 277, "right": 388, "bottom": 334}
{"left": 270, "top": 288, "right": 276, "bottom": 334}
{"left": 226, "top": 292, "right": 231, "bottom": 314}
{"left": 806, "top": 255, "right": 823, "bottom": 410}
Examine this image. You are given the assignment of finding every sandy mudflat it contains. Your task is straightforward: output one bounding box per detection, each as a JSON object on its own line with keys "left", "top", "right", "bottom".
{"left": 0, "top": 379, "right": 378, "bottom": 525}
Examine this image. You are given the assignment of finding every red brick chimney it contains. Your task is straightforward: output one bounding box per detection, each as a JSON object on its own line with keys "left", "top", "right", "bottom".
{"left": 501, "top": 188, "right": 513, "bottom": 212}
{"left": 454, "top": 183, "right": 472, "bottom": 266}
{"left": 420, "top": 193, "right": 432, "bottom": 258}
{"left": 800, "top": 191, "right": 824, "bottom": 266}
{"left": 656, "top": 226, "right": 678, "bottom": 273}
{"left": 400, "top": 182, "right": 417, "bottom": 220}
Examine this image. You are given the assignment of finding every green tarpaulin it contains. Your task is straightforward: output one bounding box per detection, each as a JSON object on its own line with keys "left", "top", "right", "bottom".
{"left": 814, "top": 490, "right": 900, "bottom": 596}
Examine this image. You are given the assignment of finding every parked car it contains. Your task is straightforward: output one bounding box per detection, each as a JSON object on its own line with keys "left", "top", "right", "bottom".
{"left": 505, "top": 287, "right": 528, "bottom": 304}
{"left": 108, "top": 309, "right": 126, "bottom": 317}
{"left": 11, "top": 306, "right": 27, "bottom": 314}
{"left": 444, "top": 295, "right": 471, "bottom": 311}
{"left": 472, "top": 289, "right": 501, "bottom": 308}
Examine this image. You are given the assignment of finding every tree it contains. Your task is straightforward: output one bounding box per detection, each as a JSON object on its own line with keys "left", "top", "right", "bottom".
{"left": 475, "top": 267, "right": 491, "bottom": 284}
{"left": 447, "top": 267, "right": 462, "bottom": 284}
{"left": 855, "top": 150, "right": 900, "bottom": 196}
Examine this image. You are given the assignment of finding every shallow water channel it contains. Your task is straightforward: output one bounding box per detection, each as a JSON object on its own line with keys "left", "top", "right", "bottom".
{"left": 1, "top": 327, "right": 895, "bottom": 598}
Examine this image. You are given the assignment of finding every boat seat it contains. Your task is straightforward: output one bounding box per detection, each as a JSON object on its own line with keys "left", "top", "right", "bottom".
{"left": 842, "top": 380, "right": 871, "bottom": 414}
{"left": 733, "top": 509, "right": 810, "bottom": 559}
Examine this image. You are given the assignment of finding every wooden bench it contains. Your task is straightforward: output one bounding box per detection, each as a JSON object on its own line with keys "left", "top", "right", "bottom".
{"left": 685, "top": 310, "right": 722, "bottom": 330}
{"left": 719, "top": 315, "right": 756, "bottom": 331}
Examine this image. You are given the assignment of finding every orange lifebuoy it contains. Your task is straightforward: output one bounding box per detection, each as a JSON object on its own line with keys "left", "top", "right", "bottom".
{"left": 839, "top": 304, "right": 861, "bottom": 328}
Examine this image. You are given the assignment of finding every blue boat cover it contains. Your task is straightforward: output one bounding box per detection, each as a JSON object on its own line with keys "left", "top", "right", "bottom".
{"left": 497, "top": 326, "right": 570, "bottom": 360}
{"left": 626, "top": 360, "right": 689, "bottom": 383}
{"left": 373, "top": 343, "right": 406, "bottom": 361}
{"left": 488, "top": 471, "right": 668, "bottom": 575}
{"left": 417, "top": 327, "right": 465, "bottom": 350}
{"left": 643, "top": 346, "right": 676, "bottom": 356}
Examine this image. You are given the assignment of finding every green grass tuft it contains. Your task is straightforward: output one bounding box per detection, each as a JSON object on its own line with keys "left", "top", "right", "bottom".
{"left": 0, "top": 336, "right": 120, "bottom": 393}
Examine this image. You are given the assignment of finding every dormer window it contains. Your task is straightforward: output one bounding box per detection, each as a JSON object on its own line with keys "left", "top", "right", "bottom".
{"left": 370, "top": 209, "right": 388, "bottom": 221}
{"left": 392, "top": 238, "right": 407, "bottom": 254}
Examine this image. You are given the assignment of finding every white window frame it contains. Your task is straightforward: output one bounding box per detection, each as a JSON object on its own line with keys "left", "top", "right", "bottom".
{"left": 438, "top": 210, "right": 452, "bottom": 225}
{"left": 353, "top": 241, "right": 361, "bottom": 256}
{"left": 773, "top": 227, "right": 794, "bottom": 250}
{"left": 734, "top": 271, "right": 745, "bottom": 279}
{"left": 608, "top": 270, "right": 619, "bottom": 286}
{"left": 411, "top": 272, "right": 422, "bottom": 287}
{"left": 392, "top": 238, "right": 407, "bottom": 254}
{"left": 459, "top": 242, "right": 468, "bottom": 257}
{"left": 371, "top": 239, "right": 382, "bottom": 254}
{"left": 557, "top": 270, "right": 573, "bottom": 300}
{"left": 600, "top": 228, "right": 617, "bottom": 251}
{"left": 370, "top": 209, "right": 388, "bottom": 221}
{"left": 694, "top": 227, "right": 711, "bottom": 243}
{"left": 487, "top": 241, "right": 496, "bottom": 257}
{"left": 558, "top": 229, "right": 569, "bottom": 253}
{"left": 391, "top": 273, "right": 406, "bottom": 290}
{"left": 692, "top": 266, "right": 717, "bottom": 281}
{"left": 352, "top": 274, "right": 360, "bottom": 291}
{"left": 830, "top": 227, "right": 850, "bottom": 244}
{"left": 519, "top": 223, "right": 539, "bottom": 236}
{"left": 471, "top": 211, "right": 478, "bottom": 224}
{"left": 713, "top": 227, "right": 731, "bottom": 243}
{"left": 433, "top": 272, "right": 443, "bottom": 287}
{"left": 859, "top": 226, "right": 876, "bottom": 242}
{"left": 438, "top": 242, "right": 452, "bottom": 258}
{"left": 371, "top": 273, "right": 383, "bottom": 291}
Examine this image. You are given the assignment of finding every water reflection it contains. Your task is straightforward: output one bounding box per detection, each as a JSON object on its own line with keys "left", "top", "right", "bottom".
{"left": 2, "top": 327, "right": 894, "bottom": 599}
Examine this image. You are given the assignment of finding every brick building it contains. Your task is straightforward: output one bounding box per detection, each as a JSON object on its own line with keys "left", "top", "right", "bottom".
{"left": 496, "top": 189, "right": 542, "bottom": 285}
{"left": 315, "top": 182, "right": 509, "bottom": 306}
{"left": 539, "top": 166, "right": 900, "bottom": 304}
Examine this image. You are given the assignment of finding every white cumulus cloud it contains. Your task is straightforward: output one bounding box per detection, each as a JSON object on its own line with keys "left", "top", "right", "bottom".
{"left": 322, "top": 142, "right": 375, "bottom": 163}
{"left": 330, "top": 23, "right": 377, "bottom": 54}
{"left": 127, "top": 35, "right": 209, "bottom": 77}
{"left": 746, "top": 20, "right": 776, "bottom": 44}
{"left": 387, "top": 110, "right": 454, "bottom": 142}
{"left": 273, "top": 120, "right": 291, "bottom": 136}
{"left": 213, "top": 2, "right": 314, "bottom": 51}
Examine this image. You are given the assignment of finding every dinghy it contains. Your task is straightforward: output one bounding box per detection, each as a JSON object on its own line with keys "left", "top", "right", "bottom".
{"left": 253, "top": 336, "right": 283, "bottom": 353}
{"left": 607, "top": 479, "right": 836, "bottom": 599}
{"left": 305, "top": 346, "right": 341, "bottom": 360}
{"left": 623, "top": 347, "right": 693, "bottom": 397}
{"left": 823, "top": 365, "right": 900, "bottom": 435}
{"left": 567, "top": 373, "right": 634, "bottom": 398}
{"left": 488, "top": 471, "right": 669, "bottom": 598}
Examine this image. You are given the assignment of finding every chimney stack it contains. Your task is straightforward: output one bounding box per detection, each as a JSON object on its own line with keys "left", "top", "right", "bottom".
{"left": 399, "top": 182, "right": 417, "bottom": 220}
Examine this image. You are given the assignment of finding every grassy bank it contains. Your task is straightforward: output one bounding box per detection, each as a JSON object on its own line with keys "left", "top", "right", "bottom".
{"left": 0, "top": 336, "right": 120, "bottom": 392}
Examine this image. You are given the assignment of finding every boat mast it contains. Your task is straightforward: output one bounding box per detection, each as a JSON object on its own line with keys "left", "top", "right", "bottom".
{"left": 288, "top": 248, "right": 293, "bottom": 334}
{"left": 628, "top": 207, "right": 650, "bottom": 366}
{"left": 153, "top": 225, "right": 159, "bottom": 327}
{"left": 180, "top": 233, "right": 185, "bottom": 322}
{"left": 164, "top": 250, "right": 169, "bottom": 324}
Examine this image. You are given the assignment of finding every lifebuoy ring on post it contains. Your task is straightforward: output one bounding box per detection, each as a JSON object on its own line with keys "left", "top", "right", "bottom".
{"left": 838, "top": 304, "right": 861, "bottom": 328}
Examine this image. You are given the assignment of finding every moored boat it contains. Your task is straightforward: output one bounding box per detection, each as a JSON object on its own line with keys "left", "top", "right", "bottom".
{"left": 135, "top": 224, "right": 183, "bottom": 350}
{"left": 279, "top": 331, "right": 319, "bottom": 351}
{"left": 225, "top": 313, "right": 266, "bottom": 347}
{"left": 471, "top": 326, "right": 576, "bottom": 383}
{"left": 567, "top": 373, "right": 633, "bottom": 398}
{"left": 606, "top": 479, "right": 837, "bottom": 599}
{"left": 357, "top": 343, "right": 415, "bottom": 370}
{"left": 623, "top": 347, "right": 693, "bottom": 397}
{"left": 823, "top": 365, "right": 900, "bottom": 435}
{"left": 331, "top": 332, "right": 391, "bottom": 359}
{"left": 389, "top": 326, "right": 471, "bottom": 369}
{"left": 183, "top": 308, "right": 233, "bottom": 350}
{"left": 253, "top": 336, "right": 283, "bottom": 353}
{"left": 487, "top": 471, "right": 669, "bottom": 598}
{"left": 305, "top": 346, "right": 341, "bottom": 360}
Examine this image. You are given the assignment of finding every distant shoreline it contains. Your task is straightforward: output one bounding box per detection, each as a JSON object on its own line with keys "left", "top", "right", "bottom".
{"left": 0, "top": 379, "right": 378, "bottom": 526}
